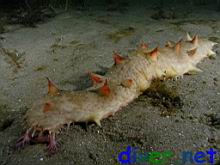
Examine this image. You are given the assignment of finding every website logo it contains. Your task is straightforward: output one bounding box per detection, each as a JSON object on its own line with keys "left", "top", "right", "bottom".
{"left": 117, "top": 146, "right": 217, "bottom": 164}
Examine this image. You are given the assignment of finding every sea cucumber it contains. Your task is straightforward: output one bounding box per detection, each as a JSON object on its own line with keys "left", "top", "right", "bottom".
{"left": 16, "top": 33, "right": 217, "bottom": 154}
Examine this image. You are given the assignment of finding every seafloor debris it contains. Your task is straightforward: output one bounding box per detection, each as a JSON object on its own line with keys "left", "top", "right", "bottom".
{"left": 204, "top": 113, "right": 220, "bottom": 129}
{"left": 107, "top": 27, "right": 135, "bottom": 43}
{"left": 0, "top": 47, "right": 25, "bottom": 72}
{"left": 49, "top": 36, "right": 68, "bottom": 53}
{"left": 49, "top": 37, "right": 96, "bottom": 54}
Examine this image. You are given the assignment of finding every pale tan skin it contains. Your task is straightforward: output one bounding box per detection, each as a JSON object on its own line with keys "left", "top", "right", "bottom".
{"left": 16, "top": 34, "right": 217, "bottom": 154}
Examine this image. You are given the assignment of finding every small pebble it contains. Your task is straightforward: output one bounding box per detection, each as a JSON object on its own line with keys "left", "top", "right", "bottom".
{"left": 213, "top": 77, "right": 218, "bottom": 81}
{"left": 175, "top": 119, "right": 180, "bottom": 122}
{"left": 193, "top": 118, "right": 198, "bottom": 123}
{"left": 208, "top": 138, "right": 216, "bottom": 143}
{"left": 188, "top": 114, "right": 194, "bottom": 119}
{"left": 214, "top": 80, "right": 218, "bottom": 86}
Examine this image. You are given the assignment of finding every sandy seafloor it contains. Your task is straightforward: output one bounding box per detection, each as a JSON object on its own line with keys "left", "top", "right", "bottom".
{"left": 0, "top": 4, "right": 220, "bottom": 165}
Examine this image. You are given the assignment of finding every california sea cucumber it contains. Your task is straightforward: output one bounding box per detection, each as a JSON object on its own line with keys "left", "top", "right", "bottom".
{"left": 16, "top": 33, "right": 217, "bottom": 154}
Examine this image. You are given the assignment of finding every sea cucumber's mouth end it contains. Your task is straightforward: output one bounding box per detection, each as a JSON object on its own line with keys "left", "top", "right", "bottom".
{"left": 15, "top": 129, "right": 31, "bottom": 149}
{"left": 16, "top": 127, "right": 59, "bottom": 155}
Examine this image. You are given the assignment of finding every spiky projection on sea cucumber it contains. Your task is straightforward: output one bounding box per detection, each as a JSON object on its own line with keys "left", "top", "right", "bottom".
{"left": 16, "top": 33, "right": 217, "bottom": 154}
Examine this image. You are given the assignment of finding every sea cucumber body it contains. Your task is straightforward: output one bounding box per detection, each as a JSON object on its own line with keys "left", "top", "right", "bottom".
{"left": 25, "top": 55, "right": 151, "bottom": 132}
{"left": 19, "top": 35, "right": 217, "bottom": 152}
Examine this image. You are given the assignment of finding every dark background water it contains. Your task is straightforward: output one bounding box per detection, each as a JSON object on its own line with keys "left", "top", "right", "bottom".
{"left": 0, "top": 0, "right": 220, "bottom": 9}
{"left": 0, "top": 0, "right": 220, "bottom": 28}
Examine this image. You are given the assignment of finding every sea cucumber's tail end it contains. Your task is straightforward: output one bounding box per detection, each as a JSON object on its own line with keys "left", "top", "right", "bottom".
{"left": 211, "top": 41, "right": 218, "bottom": 47}
{"left": 208, "top": 49, "right": 217, "bottom": 57}
{"left": 186, "top": 32, "right": 192, "bottom": 41}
